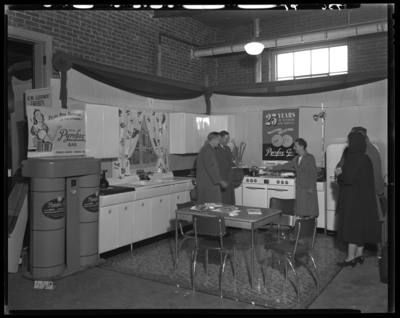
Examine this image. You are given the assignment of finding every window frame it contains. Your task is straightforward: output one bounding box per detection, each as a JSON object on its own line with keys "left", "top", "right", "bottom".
{"left": 271, "top": 40, "right": 348, "bottom": 81}
{"left": 128, "top": 119, "right": 158, "bottom": 170}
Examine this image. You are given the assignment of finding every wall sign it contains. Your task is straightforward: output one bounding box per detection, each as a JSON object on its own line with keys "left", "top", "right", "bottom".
{"left": 262, "top": 109, "right": 299, "bottom": 161}
{"left": 26, "top": 105, "right": 86, "bottom": 158}
{"left": 25, "top": 87, "right": 52, "bottom": 108}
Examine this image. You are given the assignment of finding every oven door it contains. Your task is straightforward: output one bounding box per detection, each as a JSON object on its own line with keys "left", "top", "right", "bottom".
{"left": 242, "top": 184, "right": 268, "bottom": 208}
{"left": 267, "top": 184, "right": 296, "bottom": 226}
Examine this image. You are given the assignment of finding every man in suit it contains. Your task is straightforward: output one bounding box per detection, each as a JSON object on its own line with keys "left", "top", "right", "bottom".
{"left": 215, "top": 131, "right": 236, "bottom": 205}
{"left": 196, "top": 132, "right": 229, "bottom": 204}
{"left": 266, "top": 138, "right": 319, "bottom": 218}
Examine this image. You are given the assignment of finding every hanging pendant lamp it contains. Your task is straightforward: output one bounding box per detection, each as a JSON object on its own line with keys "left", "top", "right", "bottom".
{"left": 245, "top": 13, "right": 264, "bottom": 55}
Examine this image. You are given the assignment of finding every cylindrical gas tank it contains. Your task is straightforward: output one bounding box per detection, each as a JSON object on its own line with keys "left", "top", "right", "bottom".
{"left": 30, "top": 178, "right": 66, "bottom": 278}
{"left": 79, "top": 174, "right": 100, "bottom": 266}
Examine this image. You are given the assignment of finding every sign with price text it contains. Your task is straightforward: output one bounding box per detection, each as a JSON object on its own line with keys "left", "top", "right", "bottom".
{"left": 262, "top": 109, "right": 299, "bottom": 161}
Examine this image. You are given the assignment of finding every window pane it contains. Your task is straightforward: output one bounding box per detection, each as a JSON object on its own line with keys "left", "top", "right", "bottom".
{"left": 143, "top": 147, "right": 157, "bottom": 164}
{"left": 312, "top": 48, "right": 328, "bottom": 75}
{"left": 294, "top": 50, "right": 310, "bottom": 76}
{"left": 330, "top": 46, "right": 347, "bottom": 73}
{"left": 277, "top": 52, "right": 293, "bottom": 78}
{"left": 130, "top": 149, "right": 140, "bottom": 164}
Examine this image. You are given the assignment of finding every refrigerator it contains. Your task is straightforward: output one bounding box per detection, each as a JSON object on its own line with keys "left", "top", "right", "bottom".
{"left": 326, "top": 143, "right": 347, "bottom": 231}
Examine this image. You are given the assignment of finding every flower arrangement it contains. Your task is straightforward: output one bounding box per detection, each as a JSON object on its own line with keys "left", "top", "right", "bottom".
{"left": 230, "top": 139, "right": 246, "bottom": 166}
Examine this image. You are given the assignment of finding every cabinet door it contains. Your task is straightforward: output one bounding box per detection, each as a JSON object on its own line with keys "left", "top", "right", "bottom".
{"left": 133, "top": 199, "right": 151, "bottom": 243}
{"left": 102, "top": 106, "right": 119, "bottom": 158}
{"left": 99, "top": 205, "right": 118, "bottom": 253}
{"left": 86, "top": 104, "right": 105, "bottom": 158}
{"left": 234, "top": 185, "right": 243, "bottom": 206}
{"left": 194, "top": 115, "right": 204, "bottom": 153}
{"left": 150, "top": 195, "right": 170, "bottom": 236}
{"left": 169, "top": 113, "right": 185, "bottom": 154}
{"left": 118, "top": 202, "right": 133, "bottom": 247}
{"left": 201, "top": 116, "right": 211, "bottom": 146}
{"left": 169, "top": 192, "right": 187, "bottom": 231}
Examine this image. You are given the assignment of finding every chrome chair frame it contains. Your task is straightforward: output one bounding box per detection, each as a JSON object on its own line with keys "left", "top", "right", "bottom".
{"left": 256, "top": 198, "right": 296, "bottom": 263}
{"left": 192, "top": 215, "right": 236, "bottom": 297}
{"left": 174, "top": 200, "right": 201, "bottom": 272}
{"left": 263, "top": 217, "right": 320, "bottom": 302}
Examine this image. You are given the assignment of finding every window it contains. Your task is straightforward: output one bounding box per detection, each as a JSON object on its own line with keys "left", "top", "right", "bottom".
{"left": 274, "top": 44, "right": 348, "bottom": 81}
{"left": 129, "top": 120, "right": 158, "bottom": 167}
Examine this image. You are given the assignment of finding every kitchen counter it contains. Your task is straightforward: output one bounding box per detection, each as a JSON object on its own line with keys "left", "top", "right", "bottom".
{"left": 100, "top": 176, "right": 195, "bottom": 207}
{"left": 99, "top": 185, "right": 136, "bottom": 196}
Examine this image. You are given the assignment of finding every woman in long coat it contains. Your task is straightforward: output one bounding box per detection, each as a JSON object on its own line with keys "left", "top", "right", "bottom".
{"left": 267, "top": 138, "right": 319, "bottom": 218}
{"left": 336, "top": 132, "right": 380, "bottom": 267}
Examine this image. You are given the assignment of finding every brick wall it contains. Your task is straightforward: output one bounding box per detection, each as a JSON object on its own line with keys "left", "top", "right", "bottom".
{"left": 7, "top": 9, "right": 217, "bottom": 86}
{"left": 7, "top": 5, "right": 388, "bottom": 87}
{"left": 215, "top": 4, "right": 388, "bottom": 85}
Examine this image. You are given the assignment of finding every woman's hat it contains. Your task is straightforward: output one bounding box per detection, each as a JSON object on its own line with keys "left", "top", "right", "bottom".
{"left": 227, "top": 168, "right": 245, "bottom": 188}
{"left": 52, "top": 51, "right": 73, "bottom": 72}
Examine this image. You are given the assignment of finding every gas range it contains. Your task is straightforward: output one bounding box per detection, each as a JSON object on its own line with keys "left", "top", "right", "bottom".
{"left": 243, "top": 175, "right": 295, "bottom": 186}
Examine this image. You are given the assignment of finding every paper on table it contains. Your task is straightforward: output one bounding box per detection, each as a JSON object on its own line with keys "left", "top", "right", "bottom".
{"left": 213, "top": 209, "right": 241, "bottom": 213}
{"left": 247, "top": 208, "right": 262, "bottom": 215}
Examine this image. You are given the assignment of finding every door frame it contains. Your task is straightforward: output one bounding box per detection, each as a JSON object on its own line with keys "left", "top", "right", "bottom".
{"left": 8, "top": 26, "right": 53, "bottom": 88}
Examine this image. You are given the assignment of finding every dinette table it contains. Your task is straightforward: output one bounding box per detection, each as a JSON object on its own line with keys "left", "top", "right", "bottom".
{"left": 175, "top": 205, "right": 282, "bottom": 290}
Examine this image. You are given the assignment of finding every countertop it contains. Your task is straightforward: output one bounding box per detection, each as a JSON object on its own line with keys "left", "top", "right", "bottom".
{"left": 99, "top": 185, "right": 136, "bottom": 196}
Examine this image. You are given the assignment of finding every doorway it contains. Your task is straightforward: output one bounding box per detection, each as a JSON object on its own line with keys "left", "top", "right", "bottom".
{"left": 7, "top": 27, "right": 52, "bottom": 185}
{"left": 7, "top": 38, "right": 34, "bottom": 196}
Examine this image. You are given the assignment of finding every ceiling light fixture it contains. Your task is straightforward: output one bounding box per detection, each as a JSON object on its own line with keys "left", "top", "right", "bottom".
{"left": 183, "top": 5, "right": 225, "bottom": 10}
{"left": 244, "top": 13, "right": 264, "bottom": 55}
{"left": 72, "top": 5, "right": 94, "bottom": 9}
{"left": 238, "top": 5, "right": 276, "bottom": 9}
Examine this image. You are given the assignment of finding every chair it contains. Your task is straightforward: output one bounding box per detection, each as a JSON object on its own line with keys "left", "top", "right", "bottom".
{"left": 263, "top": 217, "right": 320, "bottom": 302}
{"left": 256, "top": 198, "right": 296, "bottom": 262}
{"left": 173, "top": 188, "right": 198, "bottom": 271}
{"left": 174, "top": 200, "right": 199, "bottom": 271}
{"left": 192, "top": 215, "right": 236, "bottom": 297}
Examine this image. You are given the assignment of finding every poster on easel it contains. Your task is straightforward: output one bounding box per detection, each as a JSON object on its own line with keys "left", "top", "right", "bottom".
{"left": 26, "top": 105, "right": 86, "bottom": 158}
{"left": 262, "top": 109, "right": 299, "bottom": 161}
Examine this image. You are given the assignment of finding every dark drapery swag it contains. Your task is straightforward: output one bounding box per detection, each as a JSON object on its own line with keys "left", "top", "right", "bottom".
{"left": 70, "top": 56, "right": 205, "bottom": 100}
{"left": 52, "top": 51, "right": 386, "bottom": 110}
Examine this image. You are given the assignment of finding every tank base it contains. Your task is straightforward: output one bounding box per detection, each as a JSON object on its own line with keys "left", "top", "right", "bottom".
{"left": 21, "top": 258, "right": 105, "bottom": 281}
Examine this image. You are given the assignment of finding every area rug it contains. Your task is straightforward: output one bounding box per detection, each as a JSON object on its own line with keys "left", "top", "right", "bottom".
{"left": 97, "top": 229, "right": 347, "bottom": 309}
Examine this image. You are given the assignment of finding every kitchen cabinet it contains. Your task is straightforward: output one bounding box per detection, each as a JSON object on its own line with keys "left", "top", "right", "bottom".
{"left": 234, "top": 184, "right": 243, "bottom": 206}
{"left": 150, "top": 195, "right": 170, "bottom": 236}
{"left": 169, "top": 113, "right": 210, "bottom": 154}
{"left": 117, "top": 202, "right": 133, "bottom": 247}
{"left": 85, "top": 103, "right": 119, "bottom": 159}
{"left": 169, "top": 191, "right": 187, "bottom": 231}
{"left": 133, "top": 199, "right": 151, "bottom": 243}
{"left": 99, "top": 205, "right": 118, "bottom": 253}
{"left": 210, "top": 115, "right": 235, "bottom": 139}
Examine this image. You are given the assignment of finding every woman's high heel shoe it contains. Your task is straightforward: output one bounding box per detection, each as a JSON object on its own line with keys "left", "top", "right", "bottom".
{"left": 355, "top": 255, "right": 365, "bottom": 265}
{"left": 337, "top": 259, "right": 357, "bottom": 268}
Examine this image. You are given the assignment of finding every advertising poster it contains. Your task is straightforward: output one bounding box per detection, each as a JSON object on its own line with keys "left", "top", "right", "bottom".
{"left": 262, "top": 108, "right": 299, "bottom": 161}
{"left": 26, "top": 106, "right": 86, "bottom": 158}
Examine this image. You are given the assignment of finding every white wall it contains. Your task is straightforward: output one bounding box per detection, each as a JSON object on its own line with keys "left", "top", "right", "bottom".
{"left": 234, "top": 105, "right": 388, "bottom": 177}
